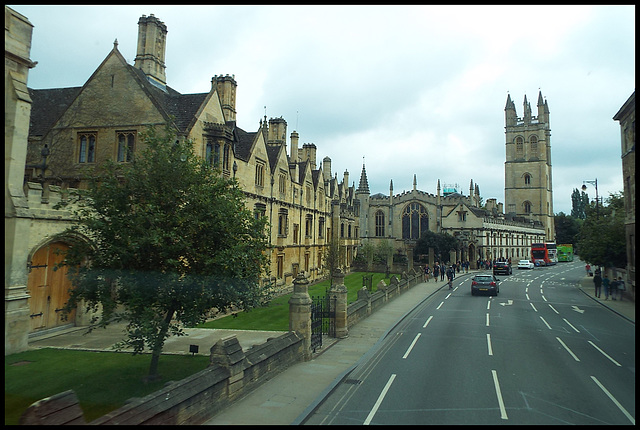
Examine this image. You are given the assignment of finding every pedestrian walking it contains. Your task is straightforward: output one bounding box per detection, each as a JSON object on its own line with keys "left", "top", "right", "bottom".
{"left": 593, "top": 270, "right": 602, "bottom": 298}
{"left": 440, "top": 263, "right": 446, "bottom": 281}
{"left": 433, "top": 264, "right": 440, "bottom": 282}
{"left": 585, "top": 263, "right": 592, "bottom": 276}
{"left": 424, "top": 265, "right": 430, "bottom": 282}
{"left": 602, "top": 273, "right": 610, "bottom": 300}
{"left": 612, "top": 276, "right": 626, "bottom": 300}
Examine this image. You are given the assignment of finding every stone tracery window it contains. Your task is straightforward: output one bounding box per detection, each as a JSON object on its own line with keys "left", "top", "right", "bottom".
{"left": 375, "top": 210, "right": 385, "bottom": 237}
{"left": 402, "top": 202, "right": 428, "bottom": 240}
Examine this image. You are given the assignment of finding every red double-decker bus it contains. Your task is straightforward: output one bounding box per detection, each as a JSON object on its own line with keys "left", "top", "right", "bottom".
{"left": 531, "top": 242, "right": 557, "bottom": 266}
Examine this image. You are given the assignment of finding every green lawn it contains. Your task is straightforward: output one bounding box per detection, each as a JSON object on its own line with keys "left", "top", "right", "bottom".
{"left": 5, "top": 271, "right": 396, "bottom": 425}
{"left": 5, "top": 348, "right": 208, "bottom": 425}
{"left": 198, "top": 271, "right": 397, "bottom": 331}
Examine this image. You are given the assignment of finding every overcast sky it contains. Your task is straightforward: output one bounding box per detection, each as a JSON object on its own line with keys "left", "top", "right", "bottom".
{"left": 10, "top": 5, "right": 635, "bottom": 215}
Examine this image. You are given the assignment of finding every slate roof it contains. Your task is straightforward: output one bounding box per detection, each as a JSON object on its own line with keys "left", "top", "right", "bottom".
{"left": 28, "top": 87, "right": 82, "bottom": 137}
{"left": 233, "top": 126, "right": 257, "bottom": 162}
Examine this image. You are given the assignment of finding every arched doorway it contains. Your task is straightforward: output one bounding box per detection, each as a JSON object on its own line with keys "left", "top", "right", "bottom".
{"left": 26, "top": 241, "right": 76, "bottom": 332}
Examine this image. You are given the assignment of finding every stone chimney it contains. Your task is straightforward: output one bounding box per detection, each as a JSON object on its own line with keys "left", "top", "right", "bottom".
{"left": 323, "top": 157, "right": 332, "bottom": 181}
{"left": 134, "top": 14, "right": 167, "bottom": 88}
{"left": 212, "top": 74, "right": 237, "bottom": 122}
{"left": 290, "top": 131, "right": 299, "bottom": 162}
{"left": 301, "top": 143, "right": 317, "bottom": 168}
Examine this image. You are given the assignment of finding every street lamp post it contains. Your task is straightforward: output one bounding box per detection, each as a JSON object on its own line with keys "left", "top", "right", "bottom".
{"left": 582, "top": 178, "right": 599, "bottom": 219}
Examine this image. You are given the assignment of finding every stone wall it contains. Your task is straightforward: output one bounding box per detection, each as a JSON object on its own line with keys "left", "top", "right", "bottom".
{"left": 347, "top": 270, "right": 421, "bottom": 328}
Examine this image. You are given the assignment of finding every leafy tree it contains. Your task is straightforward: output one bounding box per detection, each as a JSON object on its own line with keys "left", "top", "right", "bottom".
{"left": 554, "top": 212, "right": 582, "bottom": 249}
{"left": 323, "top": 236, "right": 344, "bottom": 287}
{"left": 570, "top": 188, "right": 589, "bottom": 219}
{"left": 414, "top": 231, "right": 459, "bottom": 263}
{"left": 58, "top": 125, "right": 271, "bottom": 381}
{"left": 374, "top": 241, "right": 394, "bottom": 265}
{"left": 577, "top": 192, "right": 626, "bottom": 268}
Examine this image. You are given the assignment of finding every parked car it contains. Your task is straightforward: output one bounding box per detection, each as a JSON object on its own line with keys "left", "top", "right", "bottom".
{"left": 518, "top": 260, "right": 535, "bottom": 270}
{"left": 493, "top": 261, "right": 512, "bottom": 275}
{"left": 471, "top": 274, "right": 500, "bottom": 296}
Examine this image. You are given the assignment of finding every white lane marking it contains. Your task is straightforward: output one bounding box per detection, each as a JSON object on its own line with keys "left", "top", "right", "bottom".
{"left": 486, "top": 313, "right": 490, "bottom": 327}
{"left": 487, "top": 333, "right": 493, "bottom": 356}
{"left": 402, "top": 333, "right": 421, "bottom": 359}
{"left": 542, "top": 295, "right": 548, "bottom": 302}
{"left": 548, "top": 304, "right": 559, "bottom": 314}
{"left": 436, "top": 302, "right": 444, "bottom": 310}
{"left": 525, "top": 293, "right": 530, "bottom": 301}
{"left": 572, "top": 306, "right": 585, "bottom": 314}
{"left": 539, "top": 316, "right": 551, "bottom": 329}
{"left": 556, "top": 337, "right": 580, "bottom": 361}
{"left": 364, "top": 373, "right": 396, "bottom": 425}
{"left": 563, "top": 318, "right": 580, "bottom": 333}
{"left": 423, "top": 315, "right": 433, "bottom": 328}
{"left": 491, "top": 370, "right": 508, "bottom": 420}
{"left": 591, "top": 376, "right": 635, "bottom": 424}
{"left": 453, "top": 286, "right": 458, "bottom": 291}
{"left": 588, "top": 341, "right": 621, "bottom": 366}
{"left": 530, "top": 302, "right": 538, "bottom": 312}
{"left": 540, "top": 288, "right": 544, "bottom": 294}
{"left": 487, "top": 300, "right": 491, "bottom": 310}
{"left": 445, "top": 293, "right": 451, "bottom": 299}
{"left": 525, "top": 287, "right": 528, "bottom": 293}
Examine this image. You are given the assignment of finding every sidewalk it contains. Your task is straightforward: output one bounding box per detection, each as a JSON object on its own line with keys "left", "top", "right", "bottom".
{"left": 577, "top": 276, "right": 635, "bottom": 323}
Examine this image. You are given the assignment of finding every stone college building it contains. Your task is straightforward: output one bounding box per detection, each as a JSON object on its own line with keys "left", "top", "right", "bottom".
{"left": 6, "top": 9, "right": 551, "bottom": 354}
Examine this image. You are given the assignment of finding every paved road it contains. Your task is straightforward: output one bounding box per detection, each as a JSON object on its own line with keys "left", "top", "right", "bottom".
{"left": 304, "top": 261, "right": 635, "bottom": 425}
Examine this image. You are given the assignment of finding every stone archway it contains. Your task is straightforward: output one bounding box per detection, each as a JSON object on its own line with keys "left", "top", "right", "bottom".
{"left": 26, "top": 241, "right": 76, "bottom": 333}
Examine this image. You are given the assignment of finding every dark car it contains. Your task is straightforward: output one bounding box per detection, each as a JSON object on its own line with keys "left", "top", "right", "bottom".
{"left": 493, "top": 261, "right": 512, "bottom": 275}
{"left": 471, "top": 274, "right": 500, "bottom": 296}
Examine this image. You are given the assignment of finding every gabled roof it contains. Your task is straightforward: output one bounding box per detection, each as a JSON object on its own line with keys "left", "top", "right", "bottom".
{"left": 27, "top": 46, "right": 212, "bottom": 138}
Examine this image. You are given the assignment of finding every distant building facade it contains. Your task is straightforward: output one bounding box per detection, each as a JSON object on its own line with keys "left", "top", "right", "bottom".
{"left": 356, "top": 170, "right": 545, "bottom": 269}
{"left": 613, "top": 91, "right": 635, "bottom": 298}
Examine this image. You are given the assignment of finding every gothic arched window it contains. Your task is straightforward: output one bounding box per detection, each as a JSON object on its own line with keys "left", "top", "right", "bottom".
{"left": 516, "top": 136, "right": 524, "bottom": 156}
{"left": 375, "top": 210, "right": 385, "bottom": 237}
{"left": 402, "top": 203, "right": 429, "bottom": 240}
{"left": 524, "top": 173, "right": 531, "bottom": 185}
{"left": 524, "top": 201, "right": 532, "bottom": 214}
{"left": 530, "top": 135, "right": 538, "bottom": 156}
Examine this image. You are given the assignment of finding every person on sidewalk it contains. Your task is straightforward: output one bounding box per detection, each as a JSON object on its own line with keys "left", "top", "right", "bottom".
{"left": 423, "top": 265, "right": 430, "bottom": 282}
{"left": 612, "top": 276, "right": 626, "bottom": 301}
{"left": 602, "top": 273, "right": 610, "bottom": 300}
{"left": 593, "top": 269, "right": 602, "bottom": 298}
{"left": 433, "top": 264, "right": 440, "bottom": 282}
{"left": 440, "top": 263, "right": 446, "bottom": 281}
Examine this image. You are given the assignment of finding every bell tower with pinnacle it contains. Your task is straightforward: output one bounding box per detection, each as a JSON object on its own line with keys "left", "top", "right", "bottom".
{"left": 504, "top": 91, "right": 555, "bottom": 241}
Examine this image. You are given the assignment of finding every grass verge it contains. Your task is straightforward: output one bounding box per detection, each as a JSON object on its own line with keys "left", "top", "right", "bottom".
{"left": 197, "top": 271, "right": 397, "bottom": 331}
{"left": 5, "top": 348, "right": 208, "bottom": 425}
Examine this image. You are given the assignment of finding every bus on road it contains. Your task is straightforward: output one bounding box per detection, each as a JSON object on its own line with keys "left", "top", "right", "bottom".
{"left": 531, "top": 242, "right": 558, "bottom": 266}
{"left": 557, "top": 244, "right": 574, "bottom": 262}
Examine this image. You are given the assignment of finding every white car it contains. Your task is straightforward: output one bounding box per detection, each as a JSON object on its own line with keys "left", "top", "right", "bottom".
{"left": 518, "top": 260, "right": 535, "bottom": 270}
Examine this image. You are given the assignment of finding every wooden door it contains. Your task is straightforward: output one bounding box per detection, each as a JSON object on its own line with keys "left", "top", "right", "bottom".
{"left": 26, "top": 242, "right": 76, "bottom": 332}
